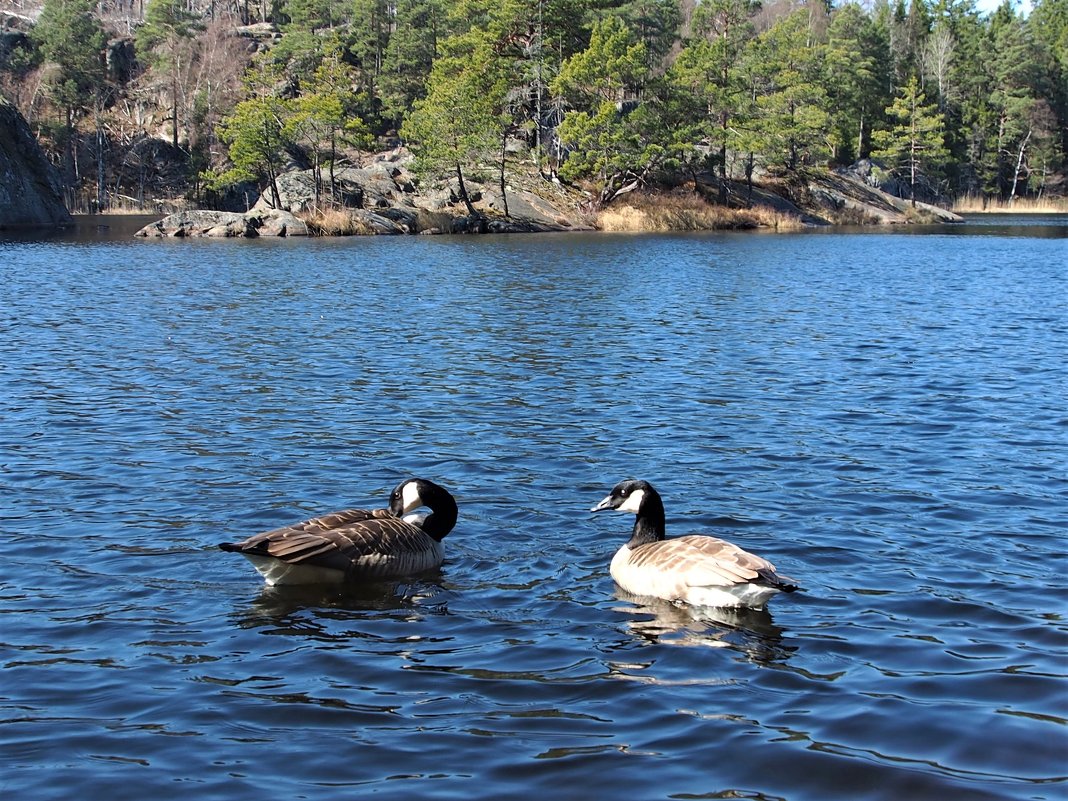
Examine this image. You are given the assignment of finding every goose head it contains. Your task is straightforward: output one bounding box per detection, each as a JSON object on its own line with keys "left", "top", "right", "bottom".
{"left": 388, "top": 478, "right": 458, "bottom": 541}
{"left": 591, "top": 479, "right": 657, "bottom": 514}
{"left": 592, "top": 479, "right": 666, "bottom": 545}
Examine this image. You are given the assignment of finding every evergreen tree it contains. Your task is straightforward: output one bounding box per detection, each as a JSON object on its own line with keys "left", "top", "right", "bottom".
{"left": 378, "top": 0, "right": 445, "bottom": 128}
{"left": 1028, "top": 0, "right": 1068, "bottom": 175}
{"left": 551, "top": 16, "right": 652, "bottom": 201}
{"left": 749, "top": 9, "right": 830, "bottom": 171}
{"left": 286, "top": 0, "right": 345, "bottom": 30}
{"left": 284, "top": 50, "right": 372, "bottom": 203}
{"left": 32, "top": 0, "right": 106, "bottom": 110}
{"left": 215, "top": 62, "right": 293, "bottom": 208}
{"left": 671, "top": 0, "right": 759, "bottom": 199}
{"left": 872, "top": 75, "right": 948, "bottom": 205}
{"left": 137, "top": 0, "right": 204, "bottom": 149}
{"left": 401, "top": 35, "right": 504, "bottom": 224}
{"left": 31, "top": 0, "right": 107, "bottom": 197}
{"left": 611, "top": 0, "right": 682, "bottom": 69}
{"left": 348, "top": 0, "right": 392, "bottom": 114}
{"left": 985, "top": 1, "right": 1042, "bottom": 198}
{"left": 824, "top": 2, "right": 890, "bottom": 164}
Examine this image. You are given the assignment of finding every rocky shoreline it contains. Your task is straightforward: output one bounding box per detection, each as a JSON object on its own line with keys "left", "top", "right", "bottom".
{"left": 134, "top": 152, "right": 963, "bottom": 239}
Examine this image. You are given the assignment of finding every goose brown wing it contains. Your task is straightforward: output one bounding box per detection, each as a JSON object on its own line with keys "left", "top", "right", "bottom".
{"left": 633, "top": 536, "right": 796, "bottom": 590}
{"left": 223, "top": 508, "right": 434, "bottom": 574}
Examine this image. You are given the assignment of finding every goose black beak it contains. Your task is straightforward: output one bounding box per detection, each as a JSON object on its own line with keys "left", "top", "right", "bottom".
{"left": 591, "top": 495, "right": 616, "bottom": 512}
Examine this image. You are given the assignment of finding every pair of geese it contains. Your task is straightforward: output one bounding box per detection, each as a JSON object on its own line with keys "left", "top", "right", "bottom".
{"left": 220, "top": 478, "right": 799, "bottom": 609}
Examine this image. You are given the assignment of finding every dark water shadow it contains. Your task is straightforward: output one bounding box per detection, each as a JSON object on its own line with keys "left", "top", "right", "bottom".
{"left": 612, "top": 589, "right": 796, "bottom": 666}
{"left": 229, "top": 577, "right": 451, "bottom": 636}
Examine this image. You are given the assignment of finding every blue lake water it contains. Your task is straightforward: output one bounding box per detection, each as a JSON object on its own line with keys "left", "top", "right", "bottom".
{"left": 1, "top": 215, "right": 1066, "bottom": 800}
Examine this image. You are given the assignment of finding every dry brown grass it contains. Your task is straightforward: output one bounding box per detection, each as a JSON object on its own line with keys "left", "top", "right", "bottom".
{"left": 744, "top": 205, "right": 807, "bottom": 230}
{"left": 952, "top": 195, "right": 1068, "bottom": 214}
{"left": 298, "top": 207, "right": 375, "bottom": 236}
{"left": 596, "top": 190, "right": 807, "bottom": 232}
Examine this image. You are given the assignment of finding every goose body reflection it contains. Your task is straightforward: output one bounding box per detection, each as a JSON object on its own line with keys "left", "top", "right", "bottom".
{"left": 613, "top": 589, "right": 793, "bottom": 665}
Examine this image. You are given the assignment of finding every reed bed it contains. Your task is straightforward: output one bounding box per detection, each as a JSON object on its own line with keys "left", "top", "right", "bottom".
{"left": 597, "top": 192, "right": 804, "bottom": 232}
{"left": 952, "top": 195, "right": 1068, "bottom": 214}
{"left": 298, "top": 207, "right": 375, "bottom": 236}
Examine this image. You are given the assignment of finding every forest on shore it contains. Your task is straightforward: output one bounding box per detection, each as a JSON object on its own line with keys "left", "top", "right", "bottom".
{"left": 1, "top": 0, "right": 1064, "bottom": 216}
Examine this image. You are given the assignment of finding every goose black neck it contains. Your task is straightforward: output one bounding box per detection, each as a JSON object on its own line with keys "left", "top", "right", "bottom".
{"left": 628, "top": 490, "right": 665, "bottom": 548}
{"left": 421, "top": 492, "right": 458, "bottom": 542}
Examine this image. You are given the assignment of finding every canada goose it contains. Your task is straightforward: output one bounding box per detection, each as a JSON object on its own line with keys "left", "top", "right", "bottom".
{"left": 591, "top": 479, "right": 798, "bottom": 609}
{"left": 219, "top": 478, "right": 457, "bottom": 586}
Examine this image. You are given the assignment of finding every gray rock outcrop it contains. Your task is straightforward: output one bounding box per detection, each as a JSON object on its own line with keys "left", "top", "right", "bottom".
{"left": 135, "top": 208, "right": 308, "bottom": 237}
{"left": 0, "top": 97, "right": 72, "bottom": 228}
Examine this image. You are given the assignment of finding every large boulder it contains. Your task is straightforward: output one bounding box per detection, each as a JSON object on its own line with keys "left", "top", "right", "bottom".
{"left": 252, "top": 160, "right": 418, "bottom": 214}
{"left": 0, "top": 97, "right": 72, "bottom": 228}
{"left": 135, "top": 208, "right": 309, "bottom": 237}
{"left": 808, "top": 170, "right": 962, "bottom": 224}
{"left": 242, "top": 151, "right": 585, "bottom": 235}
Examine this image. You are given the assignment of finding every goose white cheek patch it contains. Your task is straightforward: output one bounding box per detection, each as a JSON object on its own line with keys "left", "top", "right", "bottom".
{"left": 401, "top": 482, "right": 422, "bottom": 514}
{"left": 618, "top": 489, "right": 645, "bottom": 513}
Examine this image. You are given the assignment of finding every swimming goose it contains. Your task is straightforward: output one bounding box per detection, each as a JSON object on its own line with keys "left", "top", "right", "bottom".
{"left": 219, "top": 478, "right": 457, "bottom": 586}
{"left": 591, "top": 479, "right": 797, "bottom": 609}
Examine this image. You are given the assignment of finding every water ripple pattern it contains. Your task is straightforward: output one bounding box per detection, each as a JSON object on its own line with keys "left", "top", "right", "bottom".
{"left": 1, "top": 220, "right": 1066, "bottom": 801}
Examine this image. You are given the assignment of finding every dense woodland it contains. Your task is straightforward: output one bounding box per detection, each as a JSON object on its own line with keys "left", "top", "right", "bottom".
{"left": 0, "top": 0, "right": 1064, "bottom": 214}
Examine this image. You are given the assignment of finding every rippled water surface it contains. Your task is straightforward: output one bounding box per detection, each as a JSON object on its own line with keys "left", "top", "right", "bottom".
{"left": 2, "top": 217, "right": 1066, "bottom": 800}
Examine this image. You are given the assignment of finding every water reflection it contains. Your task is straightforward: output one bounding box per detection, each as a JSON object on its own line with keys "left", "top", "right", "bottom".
{"left": 612, "top": 589, "right": 795, "bottom": 666}
{"left": 231, "top": 579, "right": 450, "bottom": 633}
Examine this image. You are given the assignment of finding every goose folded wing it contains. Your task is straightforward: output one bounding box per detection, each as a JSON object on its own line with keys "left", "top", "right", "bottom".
{"left": 674, "top": 536, "right": 786, "bottom": 589}
{"left": 234, "top": 508, "right": 424, "bottom": 571}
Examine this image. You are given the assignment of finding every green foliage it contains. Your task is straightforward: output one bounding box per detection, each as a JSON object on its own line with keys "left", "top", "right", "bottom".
{"left": 748, "top": 9, "right": 831, "bottom": 170}
{"left": 285, "top": 0, "right": 346, "bottom": 30}
{"left": 32, "top": 0, "right": 106, "bottom": 114}
{"left": 553, "top": 16, "right": 647, "bottom": 105}
{"left": 401, "top": 44, "right": 501, "bottom": 181}
{"left": 670, "top": 0, "right": 758, "bottom": 188}
{"left": 551, "top": 18, "right": 649, "bottom": 196}
{"left": 872, "top": 76, "right": 949, "bottom": 203}
{"left": 21, "top": 0, "right": 1065, "bottom": 208}
{"left": 378, "top": 0, "right": 444, "bottom": 125}
{"left": 136, "top": 0, "right": 203, "bottom": 68}
{"left": 824, "top": 2, "right": 890, "bottom": 163}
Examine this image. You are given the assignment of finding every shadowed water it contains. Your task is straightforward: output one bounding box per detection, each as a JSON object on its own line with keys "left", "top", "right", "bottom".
{"left": 1, "top": 217, "right": 1066, "bottom": 800}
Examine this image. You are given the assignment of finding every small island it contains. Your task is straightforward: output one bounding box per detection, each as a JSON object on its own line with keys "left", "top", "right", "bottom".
{"left": 1, "top": 0, "right": 1064, "bottom": 234}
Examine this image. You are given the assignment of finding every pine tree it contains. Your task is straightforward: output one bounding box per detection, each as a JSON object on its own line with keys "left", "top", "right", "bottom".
{"left": 872, "top": 75, "right": 948, "bottom": 205}
{"left": 671, "top": 0, "right": 759, "bottom": 199}
{"left": 31, "top": 0, "right": 107, "bottom": 199}
{"left": 214, "top": 62, "right": 293, "bottom": 208}
{"left": 401, "top": 36, "right": 504, "bottom": 225}
{"left": 748, "top": 9, "right": 830, "bottom": 171}
{"left": 137, "top": 0, "right": 204, "bottom": 149}
{"left": 551, "top": 16, "right": 651, "bottom": 202}
{"left": 824, "top": 2, "right": 890, "bottom": 163}
{"left": 379, "top": 0, "right": 444, "bottom": 127}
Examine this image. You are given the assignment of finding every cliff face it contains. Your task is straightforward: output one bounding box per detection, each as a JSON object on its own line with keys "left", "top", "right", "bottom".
{"left": 0, "top": 98, "right": 72, "bottom": 228}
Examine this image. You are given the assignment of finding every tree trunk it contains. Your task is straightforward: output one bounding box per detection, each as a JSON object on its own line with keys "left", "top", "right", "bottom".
{"left": 718, "top": 108, "right": 729, "bottom": 204}
{"left": 268, "top": 163, "right": 280, "bottom": 209}
{"left": 499, "top": 134, "right": 510, "bottom": 218}
{"left": 171, "top": 71, "right": 179, "bottom": 150}
{"left": 329, "top": 131, "right": 337, "bottom": 205}
{"left": 745, "top": 152, "right": 755, "bottom": 205}
{"left": 1008, "top": 129, "right": 1031, "bottom": 204}
{"left": 96, "top": 115, "right": 106, "bottom": 211}
{"left": 455, "top": 162, "right": 484, "bottom": 229}
{"left": 909, "top": 148, "right": 917, "bottom": 208}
